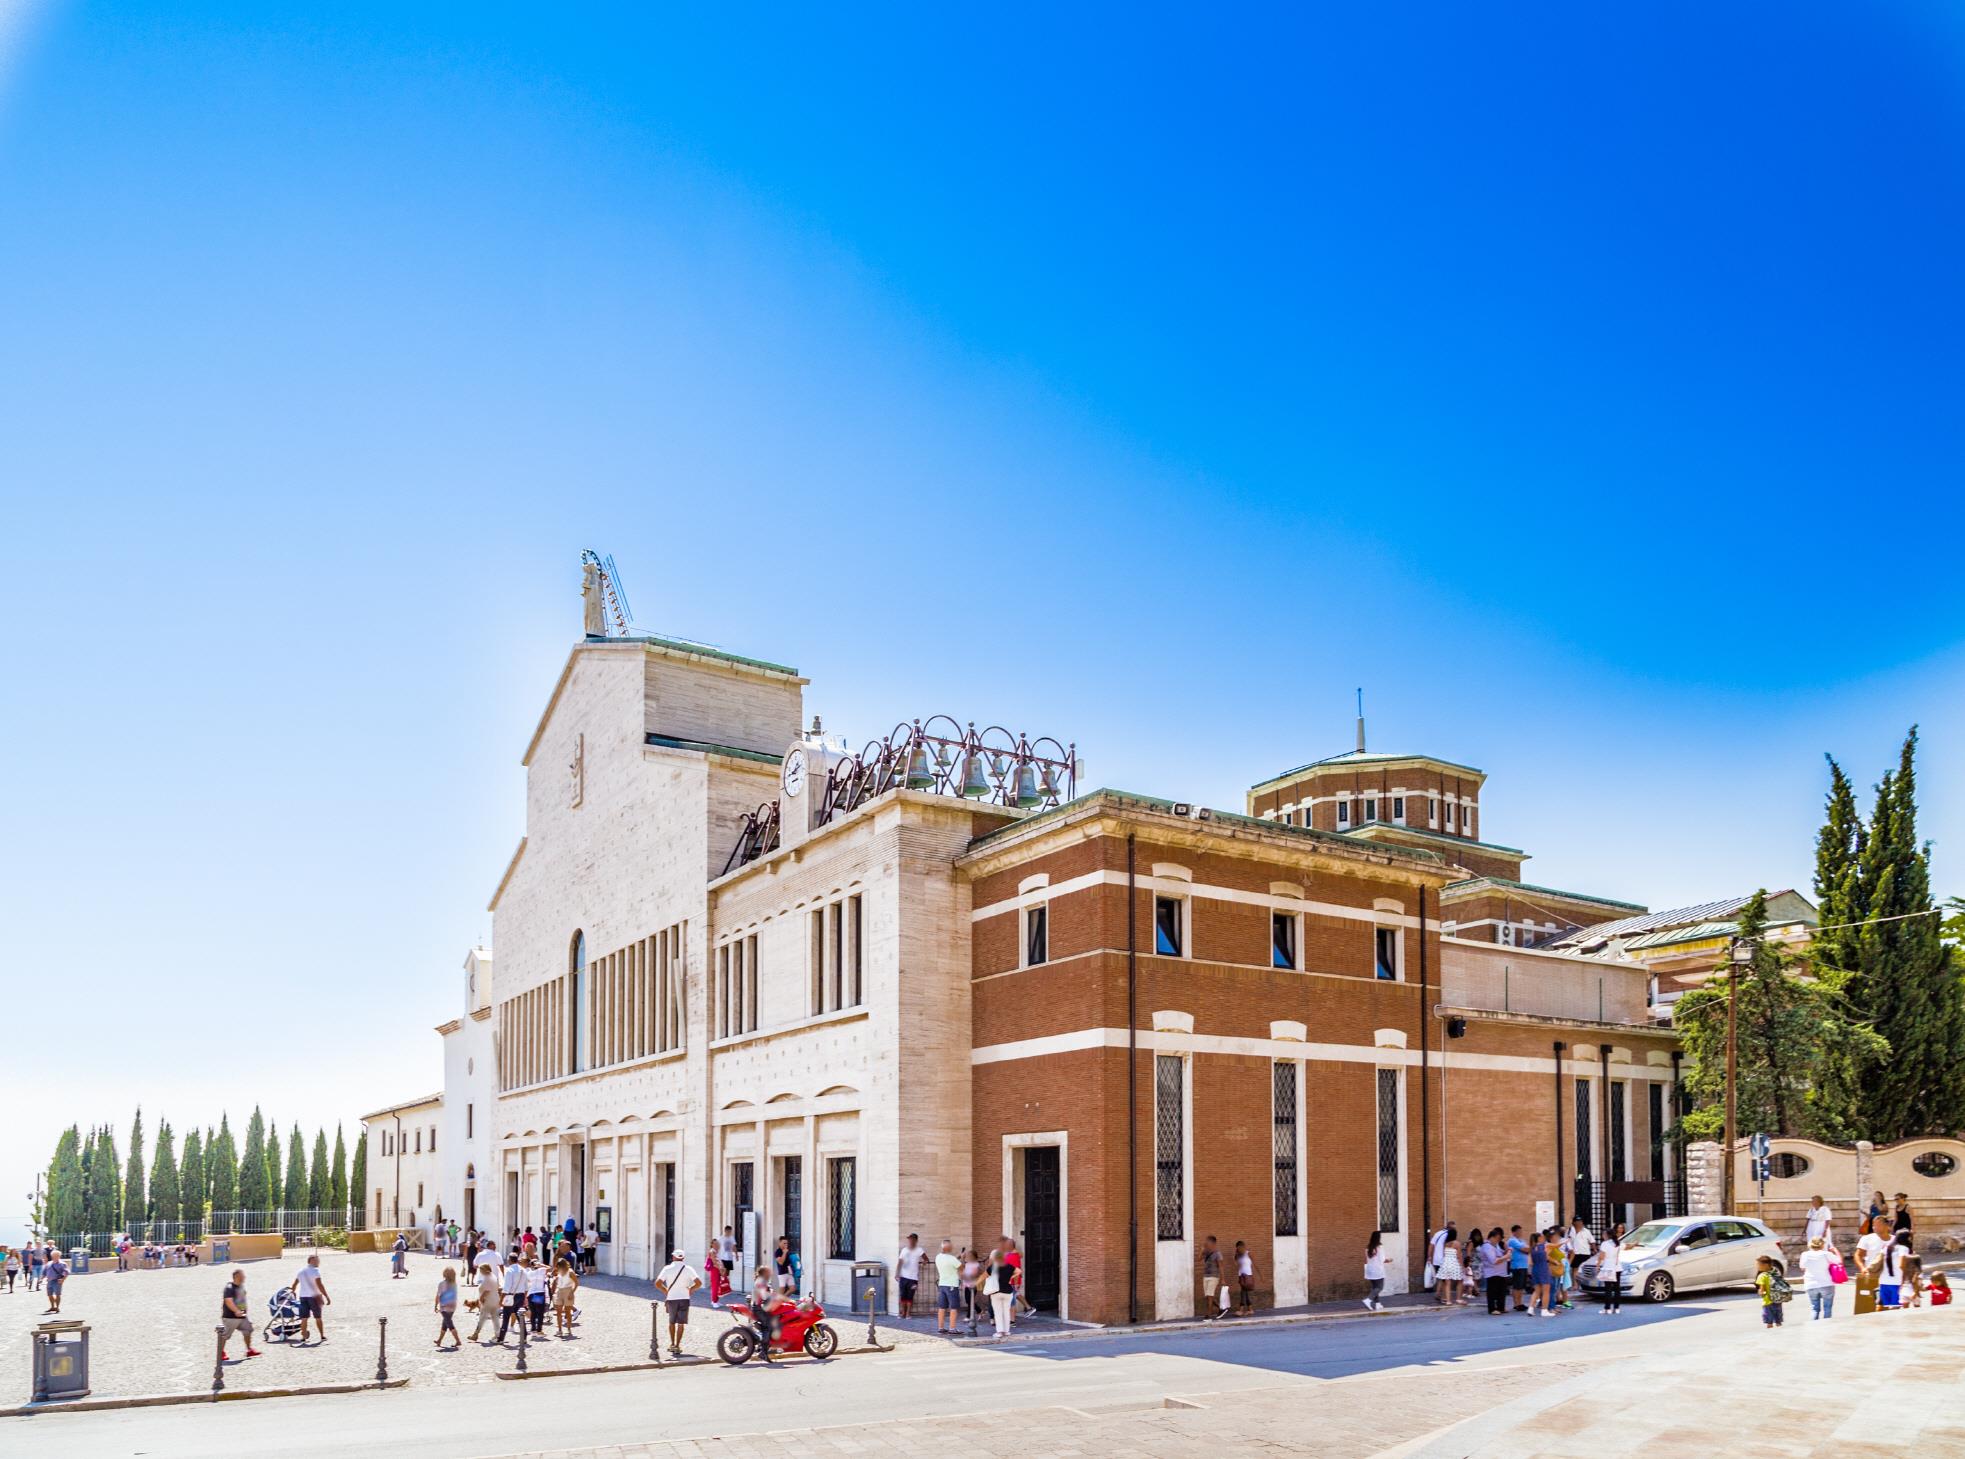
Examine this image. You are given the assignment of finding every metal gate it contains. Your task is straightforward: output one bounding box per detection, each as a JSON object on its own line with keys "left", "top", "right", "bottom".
{"left": 1021, "top": 1146, "right": 1062, "bottom": 1311}
{"left": 1575, "top": 1179, "right": 1685, "bottom": 1233}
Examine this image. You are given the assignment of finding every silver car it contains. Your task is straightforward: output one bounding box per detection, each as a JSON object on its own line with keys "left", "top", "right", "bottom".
{"left": 1575, "top": 1216, "right": 1786, "bottom": 1303}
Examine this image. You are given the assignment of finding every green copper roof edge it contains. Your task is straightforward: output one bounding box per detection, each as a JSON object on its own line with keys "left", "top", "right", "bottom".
{"left": 645, "top": 732, "right": 782, "bottom": 766}
{"left": 1249, "top": 751, "right": 1487, "bottom": 791}
{"left": 1340, "top": 823, "right": 1528, "bottom": 857}
{"left": 590, "top": 633, "right": 800, "bottom": 678}
{"left": 1440, "top": 875, "right": 1646, "bottom": 912}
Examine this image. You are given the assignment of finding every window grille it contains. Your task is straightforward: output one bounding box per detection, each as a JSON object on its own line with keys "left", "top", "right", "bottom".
{"left": 1609, "top": 1081, "right": 1627, "bottom": 1178}
{"left": 1273, "top": 1062, "right": 1299, "bottom": 1235}
{"left": 1574, "top": 1080, "right": 1593, "bottom": 1180}
{"left": 1376, "top": 1068, "right": 1400, "bottom": 1232}
{"left": 827, "top": 1158, "right": 856, "bottom": 1259}
{"left": 1155, "top": 1055, "right": 1184, "bottom": 1239}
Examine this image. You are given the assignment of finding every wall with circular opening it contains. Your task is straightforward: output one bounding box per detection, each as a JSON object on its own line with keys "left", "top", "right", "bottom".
{"left": 1911, "top": 1151, "right": 1958, "bottom": 1178}
{"left": 1768, "top": 1152, "right": 1811, "bottom": 1179}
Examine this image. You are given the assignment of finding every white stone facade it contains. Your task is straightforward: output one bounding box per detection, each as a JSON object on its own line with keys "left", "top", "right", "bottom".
{"left": 362, "top": 1093, "right": 445, "bottom": 1230}
{"left": 437, "top": 946, "right": 496, "bottom": 1236}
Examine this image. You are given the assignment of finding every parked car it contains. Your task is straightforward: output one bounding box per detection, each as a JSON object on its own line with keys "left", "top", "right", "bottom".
{"left": 1575, "top": 1217, "right": 1785, "bottom": 1302}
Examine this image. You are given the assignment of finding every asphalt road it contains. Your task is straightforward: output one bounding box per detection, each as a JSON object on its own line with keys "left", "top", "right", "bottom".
{"left": 3, "top": 1293, "right": 1757, "bottom": 1459}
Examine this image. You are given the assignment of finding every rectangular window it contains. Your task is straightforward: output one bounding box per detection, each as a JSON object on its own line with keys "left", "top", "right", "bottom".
{"left": 1575, "top": 1080, "right": 1593, "bottom": 1180}
{"left": 1025, "top": 904, "right": 1049, "bottom": 966}
{"left": 1365, "top": 797, "right": 1377, "bottom": 823}
{"left": 1155, "top": 1055, "right": 1184, "bottom": 1240}
{"left": 429, "top": 1128, "right": 436, "bottom": 1152}
{"left": 1610, "top": 1081, "right": 1627, "bottom": 1178}
{"left": 745, "top": 933, "right": 759, "bottom": 1033}
{"left": 1429, "top": 797, "right": 1438, "bottom": 827}
{"left": 1273, "top": 1061, "right": 1298, "bottom": 1236}
{"left": 810, "top": 910, "right": 824, "bottom": 1014}
{"left": 1376, "top": 1068, "right": 1401, "bottom": 1233}
{"left": 1392, "top": 795, "right": 1405, "bottom": 824}
{"left": 1460, "top": 804, "right": 1469, "bottom": 831}
{"left": 1271, "top": 911, "right": 1297, "bottom": 970}
{"left": 848, "top": 894, "right": 863, "bottom": 1006}
{"left": 1154, "top": 896, "right": 1183, "bottom": 956}
{"left": 1648, "top": 1083, "right": 1666, "bottom": 1181}
{"left": 829, "top": 901, "right": 844, "bottom": 1011}
{"left": 572, "top": 967, "right": 589, "bottom": 1073}
{"left": 1374, "top": 927, "right": 1398, "bottom": 980}
{"left": 827, "top": 1157, "right": 856, "bottom": 1260}
{"left": 1336, "top": 801, "right": 1350, "bottom": 827}
{"left": 466, "top": 1104, "right": 473, "bottom": 1140}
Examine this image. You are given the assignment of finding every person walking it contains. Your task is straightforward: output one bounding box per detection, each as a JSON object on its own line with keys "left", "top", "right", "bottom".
{"left": 1804, "top": 1195, "right": 1834, "bottom": 1251}
{"left": 580, "top": 1222, "right": 598, "bottom": 1273}
{"left": 495, "top": 1254, "right": 528, "bottom": 1344}
{"left": 654, "top": 1248, "right": 701, "bottom": 1356}
{"left": 1506, "top": 1225, "right": 1531, "bottom": 1313}
{"left": 434, "top": 1267, "right": 461, "bottom": 1349}
{"left": 933, "top": 1239, "right": 962, "bottom": 1334}
{"left": 220, "top": 1269, "right": 261, "bottom": 1359}
{"left": 1430, "top": 1223, "right": 1461, "bottom": 1305}
{"left": 469, "top": 1257, "right": 503, "bottom": 1343}
{"left": 1879, "top": 1234, "right": 1908, "bottom": 1309}
{"left": 1546, "top": 1228, "right": 1570, "bottom": 1310}
{"left": 1234, "top": 1240, "right": 1257, "bottom": 1316}
{"left": 717, "top": 1226, "right": 736, "bottom": 1283}
{"left": 2, "top": 1247, "right": 17, "bottom": 1293}
{"left": 1799, "top": 1235, "right": 1836, "bottom": 1320}
{"left": 988, "top": 1247, "right": 1016, "bottom": 1340}
{"left": 391, "top": 1231, "right": 409, "bottom": 1279}
{"left": 1459, "top": 1227, "right": 1482, "bottom": 1306}
{"left": 1479, "top": 1228, "right": 1508, "bottom": 1315}
{"left": 550, "top": 1256, "right": 578, "bottom": 1337}
{"left": 1528, "top": 1230, "right": 1553, "bottom": 1317}
{"left": 960, "top": 1247, "right": 984, "bottom": 1334}
{"left": 41, "top": 1251, "right": 68, "bottom": 1315}
{"left": 525, "top": 1254, "right": 550, "bottom": 1333}
{"left": 1201, "top": 1235, "right": 1223, "bottom": 1317}
{"left": 26, "top": 1243, "right": 43, "bottom": 1292}
{"left": 1891, "top": 1193, "right": 1914, "bottom": 1249}
{"left": 1755, "top": 1254, "right": 1787, "bottom": 1329}
{"left": 1004, "top": 1237, "right": 1032, "bottom": 1318}
{"left": 1363, "top": 1232, "right": 1387, "bottom": 1311}
{"left": 288, "top": 1253, "right": 330, "bottom": 1343}
{"left": 1596, "top": 1225, "right": 1625, "bottom": 1314}
{"left": 896, "top": 1233, "right": 926, "bottom": 1320}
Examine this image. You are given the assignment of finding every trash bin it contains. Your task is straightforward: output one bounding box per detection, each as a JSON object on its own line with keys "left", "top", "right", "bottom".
{"left": 67, "top": 1248, "right": 90, "bottom": 1274}
{"left": 850, "top": 1260, "right": 887, "bottom": 1315}
{"left": 31, "top": 1321, "right": 90, "bottom": 1403}
{"left": 211, "top": 1238, "right": 231, "bottom": 1264}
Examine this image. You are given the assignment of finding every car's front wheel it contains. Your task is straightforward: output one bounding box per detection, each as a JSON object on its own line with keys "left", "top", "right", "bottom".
{"left": 1642, "top": 1270, "right": 1675, "bottom": 1303}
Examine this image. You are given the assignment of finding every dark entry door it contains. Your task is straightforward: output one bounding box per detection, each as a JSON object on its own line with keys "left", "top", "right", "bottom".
{"left": 1022, "top": 1146, "right": 1062, "bottom": 1311}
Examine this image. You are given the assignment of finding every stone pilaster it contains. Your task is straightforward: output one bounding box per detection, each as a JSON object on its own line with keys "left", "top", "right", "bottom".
{"left": 1685, "top": 1140, "right": 1725, "bottom": 1216}
{"left": 1854, "top": 1140, "right": 1874, "bottom": 1219}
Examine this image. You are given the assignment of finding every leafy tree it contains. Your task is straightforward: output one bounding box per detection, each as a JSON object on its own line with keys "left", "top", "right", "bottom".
{"left": 209, "top": 1114, "right": 240, "bottom": 1217}
{"left": 1676, "top": 891, "right": 1889, "bottom": 1142}
{"left": 330, "top": 1127, "right": 349, "bottom": 1214}
{"left": 149, "top": 1120, "right": 179, "bottom": 1225}
{"left": 308, "top": 1130, "right": 331, "bottom": 1210}
{"left": 123, "top": 1108, "right": 146, "bottom": 1234}
{"left": 47, "top": 1126, "right": 83, "bottom": 1236}
{"left": 239, "top": 1108, "right": 268, "bottom": 1211}
{"left": 283, "top": 1123, "right": 308, "bottom": 1209}
{"left": 266, "top": 1124, "right": 283, "bottom": 1210}
{"left": 179, "top": 1127, "right": 206, "bottom": 1224}
{"left": 87, "top": 1127, "right": 120, "bottom": 1232}
{"left": 350, "top": 1128, "right": 367, "bottom": 1224}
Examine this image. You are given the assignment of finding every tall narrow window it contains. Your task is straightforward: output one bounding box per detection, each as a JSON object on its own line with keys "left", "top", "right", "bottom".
{"left": 1271, "top": 911, "right": 1297, "bottom": 970}
{"left": 466, "top": 1104, "right": 473, "bottom": 1139}
{"left": 1429, "top": 797, "right": 1438, "bottom": 827}
{"left": 1365, "top": 797, "right": 1378, "bottom": 823}
{"left": 1273, "top": 1062, "right": 1299, "bottom": 1236}
{"left": 1155, "top": 1055, "right": 1184, "bottom": 1239}
{"left": 828, "top": 902, "right": 844, "bottom": 1011}
{"left": 1374, "top": 927, "right": 1398, "bottom": 980}
{"left": 1610, "top": 1081, "right": 1627, "bottom": 1178}
{"left": 1574, "top": 1080, "right": 1593, "bottom": 1181}
{"left": 1376, "top": 1068, "right": 1401, "bottom": 1232}
{"left": 827, "top": 1158, "right": 857, "bottom": 1259}
{"left": 848, "top": 894, "right": 863, "bottom": 1006}
{"left": 1154, "top": 896, "right": 1183, "bottom": 957}
{"left": 1337, "top": 800, "right": 1350, "bottom": 827}
{"left": 1392, "top": 795, "right": 1405, "bottom": 823}
{"left": 745, "top": 933, "right": 759, "bottom": 1033}
{"left": 570, "top": 931, "right": 589, "bottom": 1073}
{"left": 810, "top": 910, "right": 825, "bottom": 1014}
{"left": 1648, "top": 1083, "right": 1666, "bottom": 1181}
{"left": 1025, "top": 904, "right": 1049, "bottom": 966}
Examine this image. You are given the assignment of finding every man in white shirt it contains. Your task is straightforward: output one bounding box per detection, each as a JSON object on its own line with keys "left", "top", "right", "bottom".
{"left": 896, "top": 1234, "right": 927, "bottom": 1320}
{"left": 717, "top": 1226, "right": 737, "bottom": 1279}
{"left": 1804, "top": 1196, "right": 1833, "bottom": 1247}
{"left": 287, "top": 1253, "right": 331, "bottom": 1344}
{"left": 581, "top": 1224, "right": 599, "bottom": 1273}
{"left": 1565, "top": 1217, "right": 1594, "bottom": 1264}
{"left": 654, "top": 1248, "right": 702, "bottom": 1356}
{"left": 1854, "top": 1223, "right": 1889, "bottom": 1278}
{"left": 496, "top": 1257, "right": 528, "bottom": 1344}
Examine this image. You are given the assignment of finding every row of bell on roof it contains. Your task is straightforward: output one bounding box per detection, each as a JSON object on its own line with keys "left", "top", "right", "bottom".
{"left": 903, "top": 742, "right": 1060, "bottom": 808}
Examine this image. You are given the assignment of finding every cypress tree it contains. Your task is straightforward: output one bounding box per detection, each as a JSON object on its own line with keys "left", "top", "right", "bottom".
{"left": 123, "top": 1108, "right": 146, "bottom": 1234}
{"left": 87, "top": 1127, "right": 120, "bottom": 1233}
{"left": 283, "top": 1123, "right": 308, "bottom": 1209}
{"left": 330, "top": 1127, "right": 349, "bottom": 1216}
{"left": 350, "top": 1129, "right": 367, "bottom": 1225}
{"left": 265, "top": 1124, "right": 283, "bottom": 1210}
{"left": 210, "top": 1114, "right": 240, "bottom": 1218}
{"left": 239, "top": 1109, "right": 268, "bottom": 1211}
{"left": 149, "top": 1120, "right": 179, "bottom": 1225}
{"left": 308, "top": 1129, "right": 331, "bottom": 1210}
{"left": 179, "top": 1127, "right": 206, "bottom": 1224}
{"left": 48, "top": 1127, "right": 83, "bottom": 1236}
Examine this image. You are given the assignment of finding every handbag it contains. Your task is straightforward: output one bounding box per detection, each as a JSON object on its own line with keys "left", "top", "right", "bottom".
{"left": 1423, "top": 1262, "right": 1436, "bottom": 1287}
{"left": 1829, "top": 1261, "right": 1848, "bottom": 1285}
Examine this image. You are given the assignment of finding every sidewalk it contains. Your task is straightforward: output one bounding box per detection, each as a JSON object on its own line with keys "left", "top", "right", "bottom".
{"left": 876, "top": 1287, "right": 1469, "bottom": 1345}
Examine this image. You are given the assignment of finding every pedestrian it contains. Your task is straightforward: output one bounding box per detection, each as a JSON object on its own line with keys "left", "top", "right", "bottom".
{"left": 1480, "top": 1227, "right": 1508, "bottom": 1315}
{"left": 1528, "top": 1230, "right": 1553, "bottom": 1317}
{"left": 1545, "top": 1228, "right": 1570, "bottom": 1310}
{"left": 988, "top": 1247, "right": 1016, "bottom": 1340}
{"left": 960, "top": 1247, "right": 984, "bottom": 1334}
{"left": 1234, "top": 1240, "right": 1257, "bottom": 1315}
{"left": 26, "top": 1243, "right": 43, "bottom": 1291}
{"left": 1755, "top": 1254, "right": 1787, "bottom": 1328}
{"left": 434, "top": 1266, "right": 461, "bottom": 1349}
{"left": 495, "top": 1253, "right": 527, "bottom": 1343}
{"left": 1891, "top": 1193, "right": 1914, "bottom": 1248}
{"left": 580, "top": 1222, "right": 598, "bottom": 1273}
{"left": 41, "top": 1250, "right": 68, "bottom": 1315}
{"left": 469, "top": 1257, "right": 502, "bottom": 1343}
{"left": 773, "top": 1236, "right": 795, "bottom": 1294}
{"left": 653, "top": 1248, "right": 701, "bottom": 1356}
{"left": 706, "top": 1244, "right": 730, "bottom": 1306}
{"left": 1005, "top": 1237, "right": 1033, "bottom": 1318}
{"left": 525, "top": 1254, "right": 550, "bottom": 1333}
{"left": 287, "top": 1253, "right": 330, "bottom": 1343}
{"left": 551, "top": 1257, "right": 577, "bottom": 1337}
{"left": 1804, "top": 1195, "right": 1833, "bottom": 1251}
{"left": 2, "top": 1247, "right": 16, "bottom": 1293}
{"left": 896, "top": 1232, "right": 926, "bottom": 1319}
{"left": 1853, "top": 1217, "right": 1888, "bottom": 1315}
{"left": 1430, "top": 1223, "right": 1461, "bottom": 1305}
{"left": 934, "top": 1239, "right": 962, "bottom": 1334}
{"left": 1596, "top": 1225, "right": 1625, "bottom": 1315}
{"left": 1201, "top": 1235, "right": 1224, "bottom": 1317}
{"left": 1363, "top": 1231, "right": 1387, "bottom": 1311}
{"left": 1879, "top": 1234, "right": 1909, "bottom": 1309}
{"left": 220, "top": 1268, "right": 261, "bottom": 1358}
{"left": 1799, "top": 1236, "right": 1836, "bottom": 1320}
{"left": 115, "top": 1237, "right": 130, "bottom": 1273}
{"left": 391, "top": 1231, "right": 409, "bottom": 1278}
{"left": 750, "top": 1264, "right": 782, "bottom": 1361}
{"left": 1505, "top": 1225, "right": 1531, "bottom": 1312}
{"left": 1459, "top": 1227, "right": 1482, "bottom": 1305}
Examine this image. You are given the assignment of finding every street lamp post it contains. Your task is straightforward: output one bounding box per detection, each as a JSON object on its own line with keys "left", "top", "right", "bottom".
{"left": 1723, "top": 936, "right": 1752, "bottom": 1213}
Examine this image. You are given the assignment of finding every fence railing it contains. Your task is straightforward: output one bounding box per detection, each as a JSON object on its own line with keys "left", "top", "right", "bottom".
{"left": 35, "top": 1206, "right": 367, "bottom": 1256}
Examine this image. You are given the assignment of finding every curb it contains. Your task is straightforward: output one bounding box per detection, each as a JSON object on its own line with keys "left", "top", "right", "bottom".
{"left": 949, "top": 1300, "right": 1448, "bottom": 1346}
{"left": 490, "top": 1344, "right": 892, "bottom": 1379}
{"left": 0, "top": 1377, "right": 409, "bottom": 1418}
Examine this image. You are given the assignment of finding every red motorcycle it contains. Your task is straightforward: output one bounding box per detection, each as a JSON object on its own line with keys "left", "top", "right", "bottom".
{"left": 717, "top": 1297, "right": 839, "bottom": 1363}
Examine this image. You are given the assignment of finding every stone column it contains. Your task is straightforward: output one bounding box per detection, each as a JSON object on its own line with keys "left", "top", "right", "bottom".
{"left": 1854, "top": 1141, "right": 1874, "bottom": 1222}
{"left": 1685, "top": 1140, "right": 1724, "bottom": 1216}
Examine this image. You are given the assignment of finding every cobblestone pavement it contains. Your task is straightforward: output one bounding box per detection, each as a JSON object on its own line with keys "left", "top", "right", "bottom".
{"left": 0, "top": 1249, "right": 932, "bottom": 1403}
{"left": 439, "top": 1362, "right": 1596, "bottom": 1459}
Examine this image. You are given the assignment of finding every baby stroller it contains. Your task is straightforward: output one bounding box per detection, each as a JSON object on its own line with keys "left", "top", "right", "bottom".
{"left": 266, "top": 1287, "right": 306, "bottom": 1343}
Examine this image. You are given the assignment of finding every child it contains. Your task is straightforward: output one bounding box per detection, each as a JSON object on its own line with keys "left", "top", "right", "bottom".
{"left": 1755, "top": 1254, "right": 1786, "bottom": 1328}
{"left": 551, "top": 1257, "right": 578, "bottom": 1337}
{"left": 434, "top": 1266, "right": 461, "bottom": 1349}
{"left": 1528, "top": 1230, "right": 1552, "bottom": 1317}
{"left": 1363, "top": 1232, "right": 1387, "bottom": 1311}
{"left": 1902, "top": 1251, "right": 1924, "bottom": 1308}
{"left": 1546, "top": 1229, "right": 1570, "bottom": 1311}
{"left": 1235, "top": 1240, "right": 1257, "bottom": 1315}
{"left": 1928, "top": 1270, "right": 1952, "bottom": 1306}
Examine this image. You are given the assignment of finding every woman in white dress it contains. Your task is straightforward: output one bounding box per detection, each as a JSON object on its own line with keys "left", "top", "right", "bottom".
{"left": 1597, "top": 1224, "right": 1625, "bottom": 1314}
{"left": 1432, "top": 1224, "right": 1463, "bottom": 1305}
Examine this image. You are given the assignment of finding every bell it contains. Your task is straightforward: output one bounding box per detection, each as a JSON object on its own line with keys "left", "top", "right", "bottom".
{"left": 960, "top": 752, "right": 992, "bottom": 798}
{"left": 1038, "top": 765, "right": 1061, "bottom": 801}
{"left": 1013, "top": 761, "right": 1042, "bottom": 808}
{"left": 905, "top": 743, "right": 935, "bottom": 790}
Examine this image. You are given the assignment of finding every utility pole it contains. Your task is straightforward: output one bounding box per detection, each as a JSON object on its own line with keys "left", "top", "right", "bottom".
{"left": 1723, "top": 936, "right": 1742, "bottom": 1214}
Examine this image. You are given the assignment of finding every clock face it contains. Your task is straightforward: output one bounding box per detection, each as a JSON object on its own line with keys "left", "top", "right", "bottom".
{"left": 782, "top": 748, "right": 806, "bottom": 799}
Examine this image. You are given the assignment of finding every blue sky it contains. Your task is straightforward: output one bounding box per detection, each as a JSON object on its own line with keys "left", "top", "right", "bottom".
{"left": 2, "top": 3, "right": 1962, "bottom": 1240}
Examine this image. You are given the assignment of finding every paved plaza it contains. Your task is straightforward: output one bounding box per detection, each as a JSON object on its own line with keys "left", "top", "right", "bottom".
{"left": 0, "top": 1247, "right": 931, "bottom": 1403}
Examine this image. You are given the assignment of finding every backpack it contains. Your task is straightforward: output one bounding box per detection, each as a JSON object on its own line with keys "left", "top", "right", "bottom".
{"left": 1767, "top": 1271, "right": 1794, "bottom": 1303}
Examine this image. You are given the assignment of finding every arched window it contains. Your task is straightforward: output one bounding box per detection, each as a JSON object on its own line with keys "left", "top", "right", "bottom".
{"left": 571, "top": 930, "right": 589, "bottom": 1073}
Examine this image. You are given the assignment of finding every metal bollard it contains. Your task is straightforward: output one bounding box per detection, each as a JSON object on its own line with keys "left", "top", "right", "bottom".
{"left": 865, "top": 1286, "right": 878, "bottom": 1347}
{"left": 212, "top": 1325, "right": 227, "bottom": 1392}
{"left": 516, "top": 1318, "right": 528, "bottom": 1374}
{"left": 375, "top": 1316, "right": 388, "bottom": 1382}
{"left": 649, "top": 1301, "right": 662, "bottom": 1364}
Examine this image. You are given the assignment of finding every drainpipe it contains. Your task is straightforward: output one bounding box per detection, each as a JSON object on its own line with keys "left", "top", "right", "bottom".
{"left": 394, "top": 1113, "right": 404, "bottom": 1230}
{"left": 1669, "top": 1049, "right": 1684, "bottom": 1214}
{"left": 1553, "top": 1041, "right": 1566, "bottom": 1224}
{"left": 1126, "top": 833, "right": 1138, "bottom": 1326}
{"left": 1418, "top": 886, "right": 1431, "bottom": 1238}
{"left": 1600, "top": 1043, "right": 1613, "bottom": 1229}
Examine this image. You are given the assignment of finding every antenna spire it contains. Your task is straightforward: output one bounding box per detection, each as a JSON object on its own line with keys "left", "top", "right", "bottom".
{"left": 1355, "top": 688, "right": 1365, "bottom": 754}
